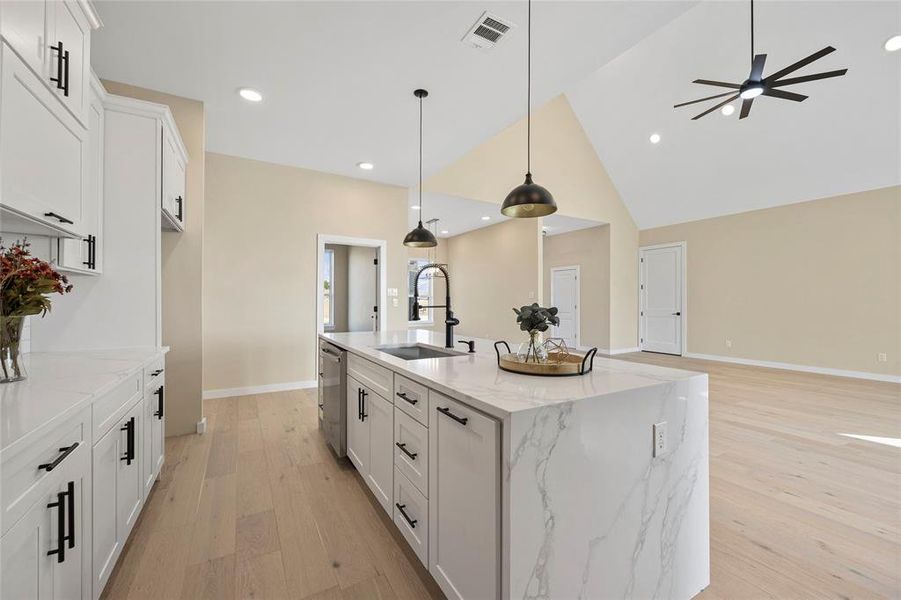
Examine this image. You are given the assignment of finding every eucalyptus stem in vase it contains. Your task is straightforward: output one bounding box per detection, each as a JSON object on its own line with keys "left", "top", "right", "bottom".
{"left": 1, "top": 239, "right": 73, "bottom": 383}
{"left": 513, "top": 303, "right": 560, "bottom": 363}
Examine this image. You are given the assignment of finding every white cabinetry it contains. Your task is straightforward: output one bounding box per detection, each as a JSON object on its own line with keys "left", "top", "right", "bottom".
{"left": 0, "top": 0, "right": 101, "bottom": 238}
{"left": 429, "top": 392, "right": 499, "bottom": 600}
{"left": 142, "top": 369, "right": 165, "bottom": 498}
{"left": 160, "top": 120, "right": 186, "bottom": 231}
{"left": 346, "top": 374, "right": 394, "bottom": 515}
{"left": 1, "top": 414, "right": 92, "bottom": 600}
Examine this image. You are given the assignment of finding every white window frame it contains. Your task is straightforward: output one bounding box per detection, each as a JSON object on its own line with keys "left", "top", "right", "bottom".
{"left": 323, "top": 248, "right": 335, "bottom": 330}
{"left": 408, "top": 258, "right": 434, "bottom": 326}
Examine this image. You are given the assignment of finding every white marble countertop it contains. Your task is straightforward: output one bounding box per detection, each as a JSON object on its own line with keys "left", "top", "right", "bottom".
{"left": 320, "top": 330, "right": 704, "bottom": 418}
{"left": 0, "top": 347, "right": 168, "bottom": 453}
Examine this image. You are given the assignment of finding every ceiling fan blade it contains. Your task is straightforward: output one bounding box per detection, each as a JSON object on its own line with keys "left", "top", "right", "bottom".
{"left": 749, "top": 53, "right": 767, "bottom": 81}
{"left": 771, "top": 69, "right": 848, "bottom": 87}
{"left": 762, "top": 88, "right": 808, "bottom": 102}
{"left": 765, "top": 46, "right": 836, "bottom": 83}
{"left": 692, "top": 93, "right": 740, "bottom": 120}
{"left": 674, "top": 91, "right": 737, "bottom": 108}
{"left": 692, "top": 79, "right": 742, "bottom": 89}
{"left": 739, "top": 97, "right": 754, "bottom": 119}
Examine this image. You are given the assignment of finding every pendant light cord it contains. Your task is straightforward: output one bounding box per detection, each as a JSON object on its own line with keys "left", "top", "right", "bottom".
{"left": 527, "top": 0, "right": 531, "bottom": 175}
{"left": 418, "top": 93, "right": 423, "bottom": 214}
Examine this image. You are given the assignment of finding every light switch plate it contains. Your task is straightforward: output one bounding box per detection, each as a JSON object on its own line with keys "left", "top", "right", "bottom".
{"left": 653, "top": 422, "right": 667, "bottom": 457}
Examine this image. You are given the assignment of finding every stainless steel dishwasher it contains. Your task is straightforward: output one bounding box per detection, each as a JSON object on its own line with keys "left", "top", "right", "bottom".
{"left": 318, "top": 340, "right": 346, "bottom": 457}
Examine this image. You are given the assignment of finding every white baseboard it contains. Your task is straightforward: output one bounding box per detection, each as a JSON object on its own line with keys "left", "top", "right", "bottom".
{"left": 683, "top": 352, "right": 901, "bottom": 384}
{"left": 202, "top": 380, "right": 318, "bottom": 400}
{"left": 598, "top": 347, "right": 641, "bottom": 356}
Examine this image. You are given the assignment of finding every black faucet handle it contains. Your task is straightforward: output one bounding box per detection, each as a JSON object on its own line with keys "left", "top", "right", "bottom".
{"left": 457, "top": 340, "right": 475, "bottom": 353}
{"left": 445, "top": 316, "right": 460, "bottom": 326}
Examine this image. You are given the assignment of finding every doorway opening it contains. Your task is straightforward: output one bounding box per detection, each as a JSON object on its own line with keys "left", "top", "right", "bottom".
{"left": 316, "top": 235, "right": 387, "bottom": 334}
{"left": 639, "top": 242, "right": 687, "bottom": 356}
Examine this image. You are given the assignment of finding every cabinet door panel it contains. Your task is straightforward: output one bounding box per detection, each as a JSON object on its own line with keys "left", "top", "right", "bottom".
{"left": 0, "top": 0, "right": 48, "bottom": 76}
{"left": 151, "top": 382, "right": 165, "bottom": 478}
{"left": 117, "top": 405, "right": 143, "bottom": 539}
{"left": 0, "top": 44, "right": 86, "bottom": 232}
{"left": 92, "top": 423, "right": 121, "bottom": 592}
{"left": 429, "top": 393, "right": 499, "bottom": 600}
{"left": 1, "top": 492, "right": 51, "bottom": 600}
{"left": 50, "top": 1, "right": 90, "bottom": 123}
{"left": 366, "top": 391, "right": 393, "bottom": 515}
{"left": 346, "top": 376, "right": 369, "bottom": 474}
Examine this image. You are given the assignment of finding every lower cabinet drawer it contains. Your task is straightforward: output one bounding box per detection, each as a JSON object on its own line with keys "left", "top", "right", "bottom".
{"left": 93, "top": 372, "right": 142, "bottom": 440}
{"left": 394, "top": 467, "right": 428, "bottom": 567}
{"left": 394, "top": 408, "right": 428, "bottom": 497}
{"left": 394, "top": 374, "right": 428, "bottom": 426}
{"left": 1, "top": 407, "right": 90, "bottom": 538}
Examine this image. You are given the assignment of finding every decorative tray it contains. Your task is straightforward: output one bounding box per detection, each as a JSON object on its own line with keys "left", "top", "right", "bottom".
{"left": 493, "top": 341, "right": 597, "bottom": 377}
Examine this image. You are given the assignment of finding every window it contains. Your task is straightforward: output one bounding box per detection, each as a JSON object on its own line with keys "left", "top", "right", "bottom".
{"left": 323, "top": 249, "right": 335, "bottom": 329}
{"left": 408, "top": 259, "right": 433, "bottom": 324}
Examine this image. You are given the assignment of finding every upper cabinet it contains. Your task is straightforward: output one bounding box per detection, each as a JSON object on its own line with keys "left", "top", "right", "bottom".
{"left": 0, "top": 0, "right": 102, "bottom": 240}
{"left": 160, "top": 122, "right": 187, "bottom": 232}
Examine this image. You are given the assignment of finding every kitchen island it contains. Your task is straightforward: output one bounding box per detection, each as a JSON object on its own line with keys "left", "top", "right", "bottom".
{"left": 320, "top": 329, "right": 709, "bottom": 600}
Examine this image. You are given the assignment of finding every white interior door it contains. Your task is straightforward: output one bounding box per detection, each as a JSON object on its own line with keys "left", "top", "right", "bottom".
{"left": 640, "top": 244, "right": 684, "bottom": 355}
{"left": 550, "top": 267, "right": 579, "bottom": 348}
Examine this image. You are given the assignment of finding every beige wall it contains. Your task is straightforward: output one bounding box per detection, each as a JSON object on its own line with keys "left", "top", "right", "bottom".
{"left": 203, "top": 153, "right": 408, "bottom": 391}
{"left": 324, "top": 244, "right": 348, "bottom": 332}
{"left": 441, "top": 219, "right": 543, "bottom": 342}
{"left": 424, "top": 94, "right": 639, "bottom": 350}
{"left": 542, "top": 226, "right": 611, "bottom": 349}
{"left": 640, "top": 186, "right": 901, "bottom": 377}
{"left": 103, "top": 81, "right": 205, "bottom": 436}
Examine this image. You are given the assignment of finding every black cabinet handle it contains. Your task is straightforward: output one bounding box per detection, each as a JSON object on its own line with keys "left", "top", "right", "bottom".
{"left": 360, "top": 389, "right": 368, "bottom": 421}
{"left": 176, "top": 196, "right": 184, "bottom": 221}
{"left": 357, "top": 388, "right": 362, "bottom": 421}
{"left": 64, "top": 480, "right": 75, "bottom": 549}
{"left": 82, "top": 235, "right": 96, "bottom": 269}
{"left": 395, "top": 442, "right": 418, "bottom": 460}
{"left": 44, "top": 212, "right": 74, "bottom": 225}
{"left": 38, "top": 442, "right": 79, "bottom": 472}
{"left": 120, "top": 417, "right": 135, "bottom": 464}
{"left": 672, "top": 311, "right": 681, "bottom": 316}
{"left": 47, "top": 489, "right": 67, "bottom": 563}
{"left": 154, "top": 386, "right": 164, "bottom": 419}
{"left": 395, "top": 503, "right": 417, "bottom": 528}
{"left": 437, "top": 406, "right": 468, "bottom": 426}
{"left": 396, "top": 391, "right": 418, "bottom": 406}
{"left": 49, "top": 41, "right": 69, "bottom": 96}
{"left": 151, "top": 368, "right": 164, "bottom": 377}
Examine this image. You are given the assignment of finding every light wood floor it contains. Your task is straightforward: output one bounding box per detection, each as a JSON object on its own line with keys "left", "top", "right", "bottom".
{"left": 102, "top": 355, "right": 900, "bottom": 600}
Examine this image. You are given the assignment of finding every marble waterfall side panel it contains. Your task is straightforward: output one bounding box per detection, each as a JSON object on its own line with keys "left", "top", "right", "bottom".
{"left": 504, "top": 375, "right": 710, "bottom": 600}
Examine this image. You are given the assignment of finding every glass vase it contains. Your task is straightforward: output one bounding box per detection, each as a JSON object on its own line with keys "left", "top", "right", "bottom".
{"left": 517, "top": 330, "right": 548, "bottom": 363}
{"left": 1, "top": 316, "right": 27, "bottom": 383}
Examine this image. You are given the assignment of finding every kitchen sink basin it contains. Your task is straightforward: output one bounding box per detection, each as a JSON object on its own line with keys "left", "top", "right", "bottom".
{"left": 375, "top": 344, "right": 465, "bottom": 361}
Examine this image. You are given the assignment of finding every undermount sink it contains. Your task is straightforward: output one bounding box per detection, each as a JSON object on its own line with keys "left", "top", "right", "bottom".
{"left": 375, "top": 344, "right": 466, "bottom": 361}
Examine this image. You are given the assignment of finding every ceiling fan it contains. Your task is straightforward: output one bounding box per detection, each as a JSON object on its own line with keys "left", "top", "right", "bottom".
{"left": 675, "top": 0, "right": 848, "bottom": 120}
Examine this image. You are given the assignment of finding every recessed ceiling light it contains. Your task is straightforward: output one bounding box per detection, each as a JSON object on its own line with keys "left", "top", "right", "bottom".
{"left": 885, "top": 35, "right": 901, "bottom": 52}
{"left": 649, "top": 133, "right": 661, "bottom": 144}
{"left": 721, "top": 104, "right": 735, "bottom": 116}
{"left": 410, "top": 205, "right": 420, "bottom": 210}
{"left": 481, "top": 216, "right": 491, "bottom": 221}
{"left": 356, "top": 162, "right": 374, "bottom": 170}
{"left": 238, "top": 88, "right": 263, "bottom": 102}
{"left": 440, "top": 230, "right": 449, "bottom": 235}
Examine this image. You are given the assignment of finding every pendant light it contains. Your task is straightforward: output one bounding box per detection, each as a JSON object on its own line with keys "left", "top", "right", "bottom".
{"left": 404, "top": 89, "right": 438, "bottom": 248}
{"left": 501, "top": 0, "right": 557, "bottom": 218}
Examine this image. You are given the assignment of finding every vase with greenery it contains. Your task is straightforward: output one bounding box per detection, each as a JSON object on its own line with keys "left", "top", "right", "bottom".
{"left": 1, "top": 240, "right": 73, "bottom": 382}
{"left": 513, "top": 303, "right": 560, "bottom": 363}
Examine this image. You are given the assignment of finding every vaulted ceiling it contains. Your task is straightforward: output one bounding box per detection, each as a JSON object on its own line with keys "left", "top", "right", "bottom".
{"left": 91, "top": 1, "right": 900, "bottom": 230}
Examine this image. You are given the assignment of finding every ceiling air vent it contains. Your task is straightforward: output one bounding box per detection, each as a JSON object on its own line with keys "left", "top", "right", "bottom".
{"left": 462, "top": 11, "right": 515, "bottom": 50}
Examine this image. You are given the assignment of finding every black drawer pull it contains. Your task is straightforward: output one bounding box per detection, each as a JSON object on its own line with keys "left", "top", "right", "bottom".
{"left": 154, "top": 386, "right": 164, "bottom": 419}
{"left": 44, "top": 212, "right": 74, "bottom": 225}
{"left": 396, "top": 503, "right": 417, "bottom": 528}
{"left": 360, "top": 389, "right": 368, "bottom": 421}
{"left": 64, "top": 480, "right": 75, "bottom": 549}
{"left": 176, "top": 196, "right": 184, "bottom": 221}
{"left": 437, "top": 406, "right": 468, "bottom": 426}
{"left": 46, "top": 489, "right": 67, "bottom": 563}
{"left": 38, "top": 442, "right": 79, "bottom": 472}
{"left": 396, "top": 391, "right": 418, "bottom": 405}
{"left": 151, "top": 368, "right": 164, "bottom": 376}
{"left": 120, "top": 417, "right": 135, "bottom": 464}
{"left": 395, "top": 442, "right": 418, "bottom": 460}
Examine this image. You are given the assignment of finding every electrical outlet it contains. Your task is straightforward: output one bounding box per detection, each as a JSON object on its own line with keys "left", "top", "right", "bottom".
{"left": 878, "top": 353, "right": 887, "bottom": 362}
{"left": 387, "top": 288, "right": 398, "bottom": 298}
{"left": 725, "top": 339, "right": 732, "bottom": 349}
{"left": 392, "top": 298, "right": 399, "bottom": 307}
{"left": 653, "top": 422, "right": 667, "bottom": 457}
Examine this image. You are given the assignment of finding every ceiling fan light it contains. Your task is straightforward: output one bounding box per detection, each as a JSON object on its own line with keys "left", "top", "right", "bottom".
{"left": 721, "top": 104, "right": 736, "bottom": 116}
{"left": 740, "top": 84, "right": 764, "bottom": 99}
{"left": 884, "top": 35, "right": 901, "bottom": 52}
